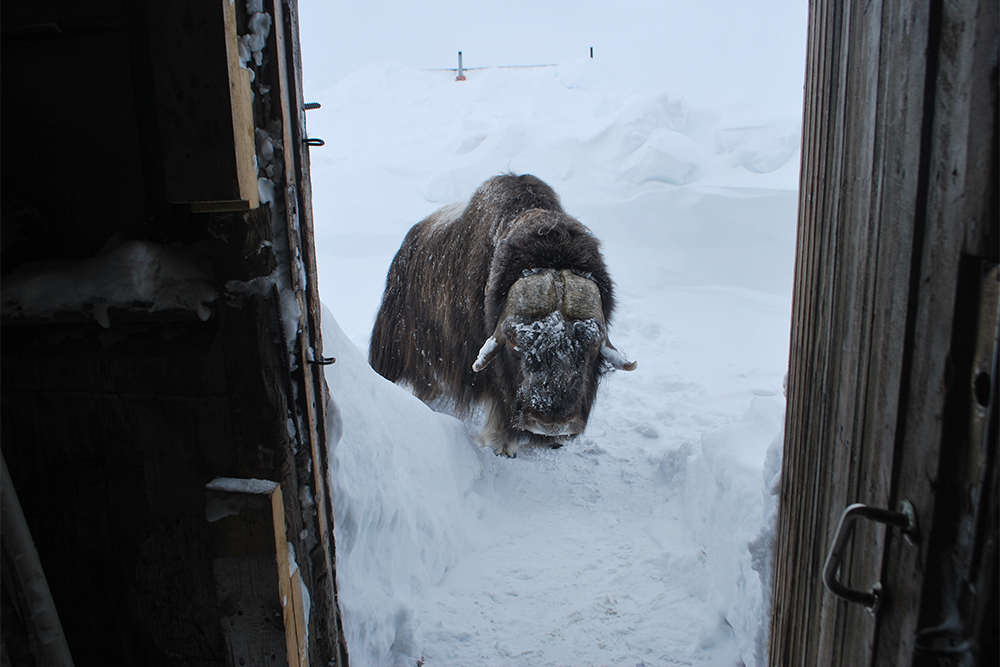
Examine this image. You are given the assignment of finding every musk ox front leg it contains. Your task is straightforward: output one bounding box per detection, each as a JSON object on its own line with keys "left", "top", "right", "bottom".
{"left": 478, "top": 398, "right": 569, "bottom": 458}
{"left": 480, "top": 398, "right": 522, "bottom": 458}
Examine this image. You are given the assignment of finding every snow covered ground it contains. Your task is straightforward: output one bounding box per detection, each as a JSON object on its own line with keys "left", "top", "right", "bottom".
{"left": 300, "top": 3, "right": 805, "bottom": 665}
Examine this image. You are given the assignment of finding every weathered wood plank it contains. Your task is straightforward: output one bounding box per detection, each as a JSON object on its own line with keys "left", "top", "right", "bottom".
{"left": 147, "top": 0, "right": 258, "bottom": 210}
{"left": 289, "top": 568, "right": 310, "bottom": 667}
{"left": 259, "top": 2, "right": 348, "bottom": 664}
{"left": 0, "top": 0, "right": 340, "bottom": 663}
{"left": 818, "top": 1, "right": 893, "bottom": 664}
{"left": 960, "top": 0, "right": 1000, "bottom": 257}
{"left": 875, "top": 0, "right": 997, "bottom": 662}
{"left": 771, "top": 0, "right": 930, "bottom": 663}
{"left": 771, "top": 0, "right": 997, "bottom": 664}
{"left": 206, "top": 478, "right": 304, "bottom": 667}
{"left": 772, "top": 0, "right": 849, "bottom": 662}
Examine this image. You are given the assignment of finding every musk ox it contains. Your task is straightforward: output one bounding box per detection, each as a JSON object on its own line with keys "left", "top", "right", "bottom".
{"left": 369, "top": 174, "right": 635, "bottom": 456}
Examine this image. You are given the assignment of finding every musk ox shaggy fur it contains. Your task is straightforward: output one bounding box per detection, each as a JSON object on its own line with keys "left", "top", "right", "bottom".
{"left": 369, "top": 174, "right": 635, "bottom": 456}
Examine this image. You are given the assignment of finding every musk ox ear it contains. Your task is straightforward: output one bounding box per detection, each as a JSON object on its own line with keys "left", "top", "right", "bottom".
{"left": 473, "top": 335, "right": 501, "bottom": 372}
{"left": 601, "top": 341, "right": 637, "bottom": 371}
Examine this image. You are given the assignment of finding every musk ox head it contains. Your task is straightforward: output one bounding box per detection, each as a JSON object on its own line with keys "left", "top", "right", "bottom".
{"left": 473, "top": 268, "right": 635, "bottom": 451}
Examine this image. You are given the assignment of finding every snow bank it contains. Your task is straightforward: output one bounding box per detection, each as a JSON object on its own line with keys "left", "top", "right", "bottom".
{"left": 322, "top": 295, "right": 789, "bottom": 665}
{"left": 314, "top": 59, "right": 799, "bottom": 210}
{"left": 308, "top": 60, "right": 801, "bottom": 349}
{"left": 322, "top": 307, "right": 489, "bottom": 667}
{"left": 683, "top": 397, "right": 785, "bottom": 667}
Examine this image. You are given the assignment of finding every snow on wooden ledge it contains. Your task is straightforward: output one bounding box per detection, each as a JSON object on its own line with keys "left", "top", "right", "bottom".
{"left": 1, "top": 237, "right": 216, "bottom": 327}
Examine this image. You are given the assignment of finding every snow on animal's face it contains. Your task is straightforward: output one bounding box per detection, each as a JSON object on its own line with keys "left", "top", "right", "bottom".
{"left": 502, "top": 311, "right": 604, "bottom": 437}
{"left": 473, "top": 268, "right": 632, "bottom": 448}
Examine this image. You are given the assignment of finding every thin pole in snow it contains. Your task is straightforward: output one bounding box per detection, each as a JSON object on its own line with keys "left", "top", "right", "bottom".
{"left": 456, "top": 51, "right": 466, "bottom": 81}
{"left": 590, "top": 46, "right": 593, "bottom": 58}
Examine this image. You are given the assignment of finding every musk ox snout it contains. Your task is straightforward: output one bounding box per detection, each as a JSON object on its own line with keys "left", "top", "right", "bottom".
{"left": 522, "top": 415, "right": 587, "bottom": 438}
{"left": 369, "top": 174, "right": 635, "bottom": 457}
{"left": 510, "top": 311, "right": 602, "bottom": 429}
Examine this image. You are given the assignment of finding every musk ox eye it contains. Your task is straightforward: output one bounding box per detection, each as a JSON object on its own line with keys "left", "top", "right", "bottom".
{"left": 571, "top": 318, "right": 603, "bottom": 347}
{"left": 501, "top": 321, "right": 521, "bottom": 347}
{"left": 505, "top": 332, "right": 522, "bottom": 354}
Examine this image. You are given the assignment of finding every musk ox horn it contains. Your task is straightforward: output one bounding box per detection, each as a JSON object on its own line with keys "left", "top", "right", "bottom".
{"left": 563, "top": 272, "right": 636, "bottom": 371}
{"left": 473, "top": 336, "right": 500, "bottom": 372}
{"left": 561, "top": 272, "right": 603, "bottom": 320}
{"left": 472, "top": 271, "right": 560, "bottom": 372}
{"left": 472, "top": 269, "right": 636, "bottom": 372}
{"left": 601, "top": 341, "right": 637, "bottom": 371}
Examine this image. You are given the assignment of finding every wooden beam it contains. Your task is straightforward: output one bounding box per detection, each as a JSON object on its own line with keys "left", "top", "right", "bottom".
{"left": 289, "top": 568, "right": 310, "bottom": 667}
{"left": 205, "top": 478, "right": 308, "bottom": 667}
{"left": 0, "top": 451, "right": 74, "bottom": 667}
{"left": 266, "top": 1, "right": 349, "bottom": 664}
{"left": 147, "top": 0, "right": 258, "bottom": 211}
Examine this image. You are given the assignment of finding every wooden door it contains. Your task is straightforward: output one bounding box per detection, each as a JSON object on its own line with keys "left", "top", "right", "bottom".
{"left": 769, "top": 0, "right": 998, "bottom": 665}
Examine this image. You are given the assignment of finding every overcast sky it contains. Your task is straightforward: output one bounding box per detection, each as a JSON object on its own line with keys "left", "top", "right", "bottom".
{"left": 297, "top": 0, "right": 809, "bottom": 110}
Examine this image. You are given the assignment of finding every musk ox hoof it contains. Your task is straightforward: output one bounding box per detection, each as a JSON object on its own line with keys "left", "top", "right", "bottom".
{"left": 526, "top": 431, "right": 570, "bottom": 450}
{"left": 489, "top": 439, "right": 519, "bottom": 458}
{"left": 486, "top": 432, "right": 570, "bottom": 457}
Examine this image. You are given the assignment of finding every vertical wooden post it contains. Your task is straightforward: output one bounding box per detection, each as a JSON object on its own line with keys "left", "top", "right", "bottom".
{"left": 769, "top": 0, "right": 998, "bottom": 664}
{"left": 0, "top": 451, "right": 74, "bottom": 667}
{"left": 269, "top": 0, "right": 349, "bottom": 663}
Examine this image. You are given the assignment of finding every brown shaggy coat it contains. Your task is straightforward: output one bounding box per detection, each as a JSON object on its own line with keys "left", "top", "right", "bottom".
{"left": 369, "top": 174, "right": 615, "bottom": 446}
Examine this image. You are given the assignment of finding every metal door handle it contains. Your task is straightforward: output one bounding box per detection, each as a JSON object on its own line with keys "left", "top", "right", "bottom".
{"left": 822, "top": 500, "right": 918, "bottom": 613}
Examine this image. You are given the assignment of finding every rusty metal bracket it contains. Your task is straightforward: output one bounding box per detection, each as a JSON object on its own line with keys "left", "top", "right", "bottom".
{"left": 823, "top": 500, "right": 918, "bottom": 613}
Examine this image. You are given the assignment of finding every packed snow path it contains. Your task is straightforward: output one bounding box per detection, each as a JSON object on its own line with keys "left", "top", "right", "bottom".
{"left": 305, "top": 53, "right": 800, "bottom": 667}
{"left": 324, "top": 282, "right": 788, "bottom": 666}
